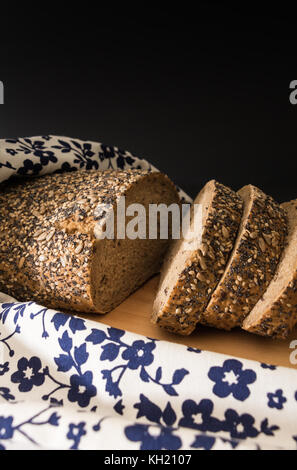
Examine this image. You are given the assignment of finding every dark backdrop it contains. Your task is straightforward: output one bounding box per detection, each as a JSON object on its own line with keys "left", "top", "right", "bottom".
{"left": 0, "top": 4, "right": 296, "bottom": 201}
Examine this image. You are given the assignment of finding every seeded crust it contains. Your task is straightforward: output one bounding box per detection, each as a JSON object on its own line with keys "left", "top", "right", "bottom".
{"left": 0, "top": 169, "right": 179, "bottom": 313}
{"left": 199, "top": 185, "right": 288, "bottom": 330}
{"left": 242, "top": 200, "right": 297, "bottom": 339}
{"left": 151, "top": 180, "right": 243, "bottom": 335}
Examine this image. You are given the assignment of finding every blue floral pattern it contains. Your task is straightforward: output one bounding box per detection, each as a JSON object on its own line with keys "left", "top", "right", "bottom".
{"left": 179, "top": 399, "right": 221, "bottom": 433}
{"left": 0, "top": 405, "right": 61, "bottom": 449}
{"left": 5, "top": 138, "right": 58, "bottom": 175}
{"left": 125, "top": 395, "right": 182, "bottom": 450}
{"left": 86, "top": 327, "right": 188, "bottom": 399}
{"left": 0, "top": 417, "right": 14, "bottom": 440}
{"left": 267, "top": 390, "right": 287, "bottom": 410}
{"left": 208, "top": 359, "right": 257, "bottom": 402}
{"left": 67, "top": 422, "right": 87, "bottom": 450}
{"left": 0, "top": 136, "right": 296, "bottom": 450}
{"left": 11, "top": 357, "right": 45, "bottom": 392}
{"left": 0, "top": 363, "right": 9, "bottom": 376}
{"left": 1, "top": 299, "right": 293, "bottom": 450}
{"left": 0, "top": 388, "right": 15, "bottom": 402}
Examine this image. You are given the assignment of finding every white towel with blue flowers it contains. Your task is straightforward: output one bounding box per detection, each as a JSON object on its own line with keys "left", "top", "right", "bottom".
{"left": 0, "top": 136, "right": 296, "bottom": 451}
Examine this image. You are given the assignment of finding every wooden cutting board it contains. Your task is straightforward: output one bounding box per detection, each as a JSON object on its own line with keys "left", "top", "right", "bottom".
{"left": 79, "top": 275, "right": 297, "bottom": 370}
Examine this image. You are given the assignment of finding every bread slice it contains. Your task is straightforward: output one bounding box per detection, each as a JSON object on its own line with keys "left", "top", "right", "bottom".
{"left": 199, "top": 185, "right": 288, "bottom": 330}
{"left": 0, "top": 169, "right": 179, "bottom": 313}
{"left": 151, "top": 180, "right": 243, "bottom": 335}
{"left": 242, "top": 200, "right": 297, "bottom": 339}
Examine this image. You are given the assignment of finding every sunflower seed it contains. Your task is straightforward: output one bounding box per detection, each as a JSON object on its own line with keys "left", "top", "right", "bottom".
{"left": 201, "top": 244, "right": 208, "bottom": 257}
{"left": 75, "top": 241, "right": 84, "bottom": 254}
{"left": 196, "top": 272, "right": 207, "bottom": 282}
{"left": 263, "top": 233, "right": 272, "bottom": 245}
{"left": 46, "top": 230, "right": 55, "bottom": 242}
{"left": 35, "top": 231, "right": 47, "bottom": 241}
{"left": 249, "top": 231, "right": 258, "bottom": 239}
{"left": 258, "top": 237, "right": 266, "bottom": 252}
{"left": 199, "top": 255, "right": 207, "bottom": 271}
{"left": 222, "top": 226, "right": 229, "bottom": 238}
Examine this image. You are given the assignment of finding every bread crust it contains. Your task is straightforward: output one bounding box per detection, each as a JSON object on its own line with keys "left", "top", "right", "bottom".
{"left": 242, "top": 281, "right": 297, "bottom": 339}
{"left": 0, "top": 169, "right": 178, "bottom": 313}
{"left": 242, "top": 200, "right": 297, "bottom": 339}
{"left": 151, "top": 180, "right": 243, "bottom": 335}
{"left": 199, "top": 185, "right": 288, "bottom": 330}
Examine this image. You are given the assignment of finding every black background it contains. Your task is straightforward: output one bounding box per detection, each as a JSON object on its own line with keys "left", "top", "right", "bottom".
{"left": 0, "top": 4, "right": 296, "bottom": 201}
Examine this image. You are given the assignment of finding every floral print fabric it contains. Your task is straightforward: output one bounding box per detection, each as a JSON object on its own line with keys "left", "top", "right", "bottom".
{"left": 0, "top": 136, "right": 296, "bottom": 450}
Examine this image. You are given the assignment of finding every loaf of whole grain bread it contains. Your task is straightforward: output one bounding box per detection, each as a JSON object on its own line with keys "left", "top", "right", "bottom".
{"left": 0, "top": 169, "right": 179, "bottom": 313}
{"left": 151, "top": 180, "right": 243, "bottom": 335}
{"left": 199, "top": 185, "right": 288, "bottom": 330}
{"left": 242, "top": 200, "right": 297, "bottom": 339}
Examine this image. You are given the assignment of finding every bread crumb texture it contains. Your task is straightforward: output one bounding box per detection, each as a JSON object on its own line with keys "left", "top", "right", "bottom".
{"left": 152, "top": 180, "right": 243, "bottom": 335}
{"left": 242, "top": 199, "right": 297, "bottom": 339}
{"left": 200, "top": 185, "right": 288, "bottom": 330}
{"left": 0, "top": 169, "right": 179, "bottom": 313}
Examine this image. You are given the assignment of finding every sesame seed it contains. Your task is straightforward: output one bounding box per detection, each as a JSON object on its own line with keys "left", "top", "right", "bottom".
{"left": 75, "top": 241, "right": 84, "bottom": 254}
{"left": 196, "top": 272, "right": 207, "bottom": 282}
{"left": 36, "top": 232, "right": 48, "bottom": 241}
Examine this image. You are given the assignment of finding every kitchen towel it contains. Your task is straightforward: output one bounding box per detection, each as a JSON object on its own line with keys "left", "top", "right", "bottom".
{"left": 0, "top": 136, "right": 296, "bottom": 450}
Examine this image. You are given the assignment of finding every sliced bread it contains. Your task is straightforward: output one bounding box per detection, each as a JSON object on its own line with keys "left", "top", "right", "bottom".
{"left": 0, "top": 169, "right": 179, "bottom": 313}
{"left": 242, "top": 200, "right": 297, "bottom": 339}
{"left": 199, "top": 185, "right": 288, "bottom": 330}
{"left": 151, "top": 180, "right": 243, "bottom": 335}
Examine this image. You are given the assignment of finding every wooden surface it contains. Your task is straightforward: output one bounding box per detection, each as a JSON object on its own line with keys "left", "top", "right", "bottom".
{"left": 79, "top": 275, "right": 297, "bottom": 369}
